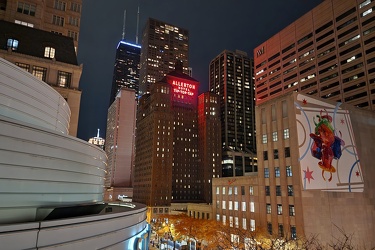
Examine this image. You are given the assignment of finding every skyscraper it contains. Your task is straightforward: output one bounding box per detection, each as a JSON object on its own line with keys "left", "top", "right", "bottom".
{"left": 209, "top": 50, "right": 257, "bottom": 177}
{"left": 139, "top": 18, "right": 189, "bottom": 96}
{"left": 109, "top": 41, "right": 141, "bottom": 104}
{"left": 0, "top": 0, "right": 82, "bottom": 53}
{"left": 134, "top": 61, "right": 221, "bottom": 215}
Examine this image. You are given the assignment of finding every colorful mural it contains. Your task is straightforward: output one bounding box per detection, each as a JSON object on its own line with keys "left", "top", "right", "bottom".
{"left": 295, "top": 94, "right": 363, "bottom": 192}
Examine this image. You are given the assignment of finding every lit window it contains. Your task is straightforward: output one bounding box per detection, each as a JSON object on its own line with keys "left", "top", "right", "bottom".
{"left": 234, "top": 186, "right": 238, "bottom": 195}
{"left": 250, "top": 202, "right": 255, "bottom": 212}
{"left": 275, "top": 167, "right": 280, "bottom": 177}
{"left": 229, "top": 201, "right": 233, "bottom": 210}
{"left": 222, "top": 215, "right": 226, "bottom": 225}
{"left": 283, "top": 128, "right": 290, "bottom": 139}
{"left": 229, "top": 216, "right": 233, "bottom": 227}
{"left": 262, "top": 134, "right": 267, "bottom": 144}
{"left": 242, "top": 218, "right": 247, "bottom": 230}
{"left": 291, "top": 226, "right": 297, "bottom": 239}
{"left": 228, "top": 187, "right": 232, "bottom": 195}
{"left": 222, "top": 187, "right": 226, "bottom": 195}
{"left": 44, "top": 47, "right": 55, "bottom": 58}
{"left": 286, "top": 166, "right": 293, "bottom": 177}
{"left": 216, "top": 214, "right": 220, "bottom": 221}
{"left": 272, "top": 131, "right": 278, "bottom": 141}
{"left": 266, "top": 204, "right": 271, "bottom": 214}
{"left": 250, "top": 219, "right": 255, "bottom": 231}
{"left": 222, "top": 201, "right": 226, "bottom": 209}
{"left": 249, "top": 186, "right": 254, "bottom": 195}
{"left": 264, "top": 168, "right": 269, "bottom": 178}
{"left": 277, "top": 204, "right": 282, "bottom": 215}
{"left": 57, "top": 71, "right": 71, "bottom": 88}
{"left": 242, "top": 201, "right": 246, "bottom": 211}
{"left": 234, "top": 201, "right": 238, "bottom": 210}
{"left": 216, "top": 187, "right": 220, "bottom": 194}
{"left": 7, "top": 39, "right": 19, "bottom": 50}
{"left": 32, "top": 66, "right": 47, "bottom": 81}
{"left": 289, "top": 205, "right": 295, "bottom": 216}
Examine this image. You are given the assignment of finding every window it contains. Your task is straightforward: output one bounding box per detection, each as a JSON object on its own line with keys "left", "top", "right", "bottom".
{"left": 68, "top": 16, "right": 79, "bottom": 26}
{"left": 222, "top": 187, "right": 226, "bottom": 195}
{"left": 267, "top": 222, "right": 272, "bottom": 235}
{"left": 274, "top": 149, "right": 279, "bottom": 159}
{"left": 278, "top": 224, "right": 284, "bottom": 238}
{"left": 229, "top": 216, "right": 233, "bottom": 227}
{"left": 275, "top": 167, "right": 280, "bottom": 177}
{"left": 222, "top": 215, "right": 226, "bottom": 225}
{"left": 288, "top": 185, "right": 294, "bottom": 196}
{"left": 250, "top": 219, "right": 255, "bottom": 231}
{"left": 265, "top": 186, "right": 270, "bottom": 196}
{"left": 286, "top": 166, "right": 293, "bottom": 177}
{"left": 17, "top": 2, "right": 36, "bottom": 16}
{"left": 291, "top": 226, "right": 297, "bottom": 240}
{"left": 242, "top": 218, "right": 247, "bottom": 230}
{"left": 263, "top": 151, "right": 268, "bottom": 161}
{"left": 57, "top": 71, "right": 71, "bottom": 88}
{"left": 229, "top": 201, "right": 233, "bottom": 210}
{"left": 15, "top": 62, "right": 30, "bottom": 72}
{"left": 241, "top": 186, "right": 245, "bottom": 195}
{"left": 262, "top": 134, "right": 267, "bottom": 144}
{"left": 7, "top": 39, "right": 19, "bottom": 50}
{"left": 68, "top": 30, "right": 79, "bottom": 41}
{"left": 216, "top": 187, "right": 220, "bottom": 194}
{"left": 250, "top": 202, "right": 255, "bottom": 213}
{"left": 272, "top": 131, "right": 278, "bottom": 141}
{"left": 54, "top": 0, "right": 66, "bottom": 11}
{"left": 44, "top": 47, "right": 56, "bottom": 58}
{"left": 32, "top": 66, "right": 47, "bottom": 81}
{"left": 242, "top": 201, "right": 246, "bottom": 211}
{"left": 289, "top": 205, "right": 295, "bottom": 216}
{"left": 285, "top": 147, "right": 291, "bottom": 158}
{"left": 264, "top": 168, "right": 269, "bottom": 178}
{"left": 216, "top": 214, "right": 220, "bottom": 221}
{"left": 277, "top": 204, "right": 283, "bottom": 215}
{"left": 234, "top": 186, "right": 238, "bottom": 195}
{"left": 235, "top": 217, "right": 239, "bottom": 228}
{"left": 249, "top": 186, "right": 254, "bottom": 195}
{"left": 266, "top": 204, "right": 271, "bottom": 214}
{"left": 283, "top": 129, "right": 290, "bottom": 139}
{"left": 216, "top": 201, "right": 219, "bottom": 209}
{"left": 228, "top": 187, "right": 232, "bottom": 195}
{"left": 276, "top": 186, "right": 281, "bottom": 196}
{"left": 52, "top": 15, "right": 65, "bottom": 26}
{"left": 71, "top": 2, "right": 81, "bottom": 12}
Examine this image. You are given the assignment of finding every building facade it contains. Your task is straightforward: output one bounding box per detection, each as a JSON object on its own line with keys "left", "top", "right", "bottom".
{"left": 88, "top": 129, "right": 105, "bottom": 149}
{"left": 0, "top": 20, "right": 82, "bottom": 136}
{"left": 105, "top": 88, "right": 137, "bottom": 190}
{"left": 139, "top": 18, "right": 189, "bottom": 96}
{"left": 0, "top": 0, "right": 82, "bottom": 52}
{"left": 213, "top": 92, "right": 375, "bottom": 247}
{"left": 254, "top": 0, "right": 375, "bottom": 112}
{"left": 209, "top": 50, "right": 257, "bottom": 177}
{"left": 197, "top": 92, "right": 221, "bottom": 203}
{"left": 109, "top": 41, "right": 141, "bottom": 104}
{"left": 134, "top": 62, "right": 223, "bottom": 217}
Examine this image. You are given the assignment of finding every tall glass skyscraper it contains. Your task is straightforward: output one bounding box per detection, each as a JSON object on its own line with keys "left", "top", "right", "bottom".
{"left": 109, "top": 41, "right": 141, "bottom": 105}
{"left": 209, "top": 50, "right": 257, "bottom": 177}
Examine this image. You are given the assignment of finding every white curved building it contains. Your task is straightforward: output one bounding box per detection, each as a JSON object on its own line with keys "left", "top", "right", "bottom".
{"left": 0, "top": 58, "right": 150, "bottom": 249}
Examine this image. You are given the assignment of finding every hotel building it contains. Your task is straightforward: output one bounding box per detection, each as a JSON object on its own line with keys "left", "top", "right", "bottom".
{"left": 139, "top": 18, "right": 189, "bottom": 96}
{"left": 253, "top": 0, "right": 375, "bottom": 111}
{"left": 134, "top": 62, "right": 221, "bottom": 217}
{"left": 209, "top": 50, "right": 257, "bottom": 177}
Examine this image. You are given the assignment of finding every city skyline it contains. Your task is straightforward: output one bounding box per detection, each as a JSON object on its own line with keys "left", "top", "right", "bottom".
{"left": 77, "top": 0, "right": 322, "bottom": 141}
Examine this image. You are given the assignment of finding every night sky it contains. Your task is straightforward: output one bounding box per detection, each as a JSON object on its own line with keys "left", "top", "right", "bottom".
{"left": 77, "top": 0, "right": 322, "bottom": 141}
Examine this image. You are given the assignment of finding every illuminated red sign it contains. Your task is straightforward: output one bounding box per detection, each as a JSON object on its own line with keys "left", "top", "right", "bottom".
{"left": 171, "top": 80, "right": 196, "bottom": 97}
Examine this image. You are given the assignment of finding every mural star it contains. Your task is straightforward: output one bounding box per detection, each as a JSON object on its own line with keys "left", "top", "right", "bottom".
{"left": 340, "top": 118, "right": 345, "bottom": 124}
{"left": 356, "top": 171, "right": 360, "bottom": 177}
{"left": 304, "top": 167, "right": 314, "bottom": 184}
{"left": 302, "top": 99, "right": 307, "bottom": 105}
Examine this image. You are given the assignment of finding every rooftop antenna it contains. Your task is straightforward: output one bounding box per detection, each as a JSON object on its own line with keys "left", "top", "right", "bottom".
{"left": 136, "top": 6, "right": 139, "bottom": 44}
{"left": 122, "top": 9, "right": 126, "bottom": 40}
{"left": 96, "top": 128, "right": 100, "bottom": 138}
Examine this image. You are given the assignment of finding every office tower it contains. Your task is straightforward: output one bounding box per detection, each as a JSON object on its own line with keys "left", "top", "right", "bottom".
{"left": 254, "top": 0, "right": 375, "bottom": 111}
{"left": 139, "top": 18, "right": 189, "bottom": 96}
{"left": 0, "top": 0, "right": 82, "bottom": 52}
{"left": 0, "top": 20, "right": 82, "bottom": 136}
{"left": 197, "top": 92, "right": 222, "bottom": 203}
{"left": 134, "top": 61, "right": 204, "bottom": 213}
{"left": 209, "top": 50, "right": 257, "bottom": 177}
{"left": 88, "top": 129, "right": 105, "bottom": 149}
{"left": 105, "top": 88, "right": 136, "bottom": 200}
{"left": 109, "top": 41, "right": 141, "bottom": 104}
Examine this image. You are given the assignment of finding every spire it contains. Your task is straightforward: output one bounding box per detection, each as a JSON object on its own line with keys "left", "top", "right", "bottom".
{"left": 136, "top": 6, "right": 140, "bottom": 44}
{"left": 122, "top": 9, "right": 126, "bottom": 40}
{"left": 97, "top": 128, "right": 100, "bottom": 138}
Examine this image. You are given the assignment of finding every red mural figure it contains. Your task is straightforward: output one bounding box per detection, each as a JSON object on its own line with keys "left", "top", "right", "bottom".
{"left": 310, "top": 110, "right": 345, "bottom": 182}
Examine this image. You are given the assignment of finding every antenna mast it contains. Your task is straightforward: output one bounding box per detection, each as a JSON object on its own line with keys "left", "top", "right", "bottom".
{"left": 136, "top": 6, "right": 140, "bottom": 44}
{"left": 122, "top": 9, "right": 126, "bottom": 40}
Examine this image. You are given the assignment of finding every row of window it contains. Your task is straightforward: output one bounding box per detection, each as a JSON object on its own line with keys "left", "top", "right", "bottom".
{"left": 262, "top": 128, "right": 289, "bottom": 143}
{"left": 15, "top": 62, "right": 72, "bottom": 88}
{"left": 54, "top": 0, "right": 81, "bottom": 12}
{"left": 216, "top": 186, "right": 254, "bottom": 195}
{"left": 263, "top": 147, "right": 290, "bottom": 160}
{"left": 264, "top": 166, "right": 293, "bottom": 178}
{"left": 266, "top": 203, "right": 295, "bottom": 216}
{"left": 265, "top": 185, "right": 294, "bottom": 196}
